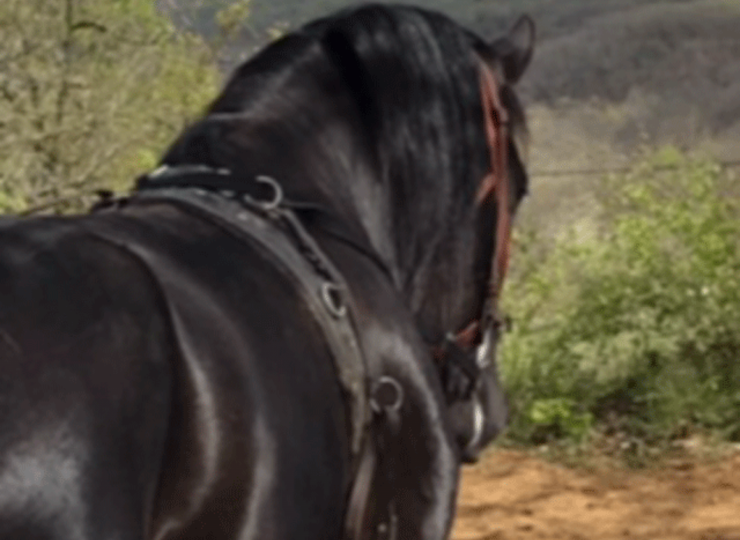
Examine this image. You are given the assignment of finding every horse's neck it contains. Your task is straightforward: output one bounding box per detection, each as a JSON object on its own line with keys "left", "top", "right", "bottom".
{"left": 201, "top": 103, "right": 446, "bottom": 298}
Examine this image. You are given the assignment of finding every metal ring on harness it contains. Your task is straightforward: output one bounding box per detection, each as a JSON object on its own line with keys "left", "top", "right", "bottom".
{"left": 370, "top": 376, "right": 404, "bottom": 415}
{"left": 321, "top": 282, "right": 347, "bottom": 318}
{"left": 252, "top": 175, "right": 283, "bottom": 210}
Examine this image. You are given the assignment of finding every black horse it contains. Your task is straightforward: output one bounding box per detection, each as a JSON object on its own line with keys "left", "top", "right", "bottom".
{"left": 0, "top": 4, "right": 534, "bottom": 540}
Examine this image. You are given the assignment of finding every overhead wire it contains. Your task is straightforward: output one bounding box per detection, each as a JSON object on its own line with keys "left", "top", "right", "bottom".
{"left": 529, "top": 159, "right": 740, "bottom": 179}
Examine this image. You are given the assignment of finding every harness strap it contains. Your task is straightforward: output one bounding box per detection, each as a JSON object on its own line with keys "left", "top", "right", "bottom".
{"left": 122, "top": 186, "right": 371, "bottom": 456}
{"left": 344, "top": 437, "right": 377, "bottom": 540}
{"left": 136, "top": 165, "right": 396, "bottom": 284}
{"left": 131, "top": 169, "right": 396, "bottom": 540}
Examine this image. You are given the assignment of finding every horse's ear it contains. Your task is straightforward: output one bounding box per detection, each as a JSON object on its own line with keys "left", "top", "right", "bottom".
{"left": 491, "top": 15, "right": 535, "bottom": 84}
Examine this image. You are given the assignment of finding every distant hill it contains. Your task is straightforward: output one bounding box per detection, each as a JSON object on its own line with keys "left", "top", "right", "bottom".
{"left": 161, "top": 0, "right": 740, "bottom": 152}
{"left": 158, "top": 0, "right": 740, "bottom": 235}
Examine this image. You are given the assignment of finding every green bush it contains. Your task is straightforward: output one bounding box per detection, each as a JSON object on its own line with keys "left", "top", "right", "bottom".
{"left": 501, "top": 148, "right": 740, "bottom": 445}
{"left": 0, "top": 0, "right": 220, "bottom": 213}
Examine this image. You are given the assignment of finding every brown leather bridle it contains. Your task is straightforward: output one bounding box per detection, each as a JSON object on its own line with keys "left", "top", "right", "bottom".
{"left": 435, "top": 60, "right": 512, "bottom": 357}
{"left": 478, "top": 61, "right": 512, "bottom": 304}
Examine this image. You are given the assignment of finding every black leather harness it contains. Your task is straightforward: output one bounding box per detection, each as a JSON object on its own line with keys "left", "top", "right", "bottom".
{"left": 90, "top": 59, "right": 510, "bottom": 540}
{"left": 96, "top": 165, "right": 401, "bottom": 540}
{"left": 123, "top": 168, "right": 372, "bottom": 456}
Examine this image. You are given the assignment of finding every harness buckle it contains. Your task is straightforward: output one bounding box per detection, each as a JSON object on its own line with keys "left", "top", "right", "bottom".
{"left": 251, "top": 175, "right": 283, "bottom": 210}
{"left": 321, "top": 282, "right": 347, "bottom": 318}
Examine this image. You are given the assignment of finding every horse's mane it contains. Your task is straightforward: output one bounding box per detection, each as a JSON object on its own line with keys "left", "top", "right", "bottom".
{"left": 302, "top": 5, "right": 494, "bottom": 284}
{"left": 163, "top": 4, "right": 528, "bottom": 328}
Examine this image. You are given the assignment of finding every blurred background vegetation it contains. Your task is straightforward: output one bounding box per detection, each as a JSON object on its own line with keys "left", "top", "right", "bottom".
{"left": 0, "top": 0, "right": 220, "bottom": 212}
{"left": 500, "top": 149, "right": 740, "bottom": 458}
{"left": 1, "top": 0, "right": 739, "bottom": 458}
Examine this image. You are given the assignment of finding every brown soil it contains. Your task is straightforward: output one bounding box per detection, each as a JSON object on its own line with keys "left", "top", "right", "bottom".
{"left": 452, "top": 449, "right": 740, "bottom": 540}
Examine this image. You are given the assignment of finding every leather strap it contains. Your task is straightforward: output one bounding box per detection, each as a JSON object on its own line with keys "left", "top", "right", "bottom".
{"left": 478, "top": 61, "right": 512, "bottom": 307}
{"left": 126, "top": 186, "right": 371, "bottom": 455}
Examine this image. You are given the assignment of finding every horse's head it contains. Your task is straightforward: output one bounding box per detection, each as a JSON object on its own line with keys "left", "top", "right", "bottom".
{"left": 441, "top": 16, "right": 535, "bottom": 462}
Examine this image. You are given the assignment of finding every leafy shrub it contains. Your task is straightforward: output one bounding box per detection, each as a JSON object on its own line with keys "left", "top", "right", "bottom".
{"left": 0, "top": 0, "right": 220, "bottom": 213}
{"left": 501, "top": 148, "right": 740, "bottom": 445}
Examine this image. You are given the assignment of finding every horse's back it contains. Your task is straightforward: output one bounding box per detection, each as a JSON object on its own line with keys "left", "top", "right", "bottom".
{"left": 91, "top": 203, "right": 352, "bottom": 539}
{"left": 100, "top": 202, "right": 352, "bottom": 539}
{"left": 0, "top": 217, "right": 173, "bottom": 539}
{"left": 0, "top": 205, "right": 350, "bottom": 539}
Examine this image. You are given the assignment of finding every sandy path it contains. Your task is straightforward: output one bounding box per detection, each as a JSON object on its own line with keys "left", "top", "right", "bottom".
{"left": 453, "top": 450, "right": 740, "bottom": 540}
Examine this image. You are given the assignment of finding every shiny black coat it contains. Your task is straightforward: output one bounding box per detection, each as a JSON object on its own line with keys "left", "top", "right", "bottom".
{"left": 0, "top": 196, "right": 455, "bottom": 539}
{"left": 0, "top": 4, "right": 534, "bottom": 539}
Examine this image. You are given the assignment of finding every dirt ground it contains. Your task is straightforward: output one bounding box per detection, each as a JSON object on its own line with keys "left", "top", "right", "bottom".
{"left": 452, "top": 449, "right": 740, "bottom": 540}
